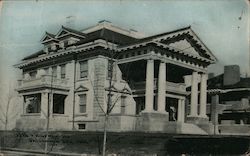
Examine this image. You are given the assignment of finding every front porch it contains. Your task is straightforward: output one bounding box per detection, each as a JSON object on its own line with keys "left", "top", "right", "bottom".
{"left": 16, "top": 91, "right": 70, "bottom": 130}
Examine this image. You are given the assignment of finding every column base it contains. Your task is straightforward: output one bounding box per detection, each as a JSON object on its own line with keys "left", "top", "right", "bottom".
{"left": 138, "top": 111, "right": 169, "bottom": 131}
{"left": 186, "top": 115, "right": 209, "bottom": 124}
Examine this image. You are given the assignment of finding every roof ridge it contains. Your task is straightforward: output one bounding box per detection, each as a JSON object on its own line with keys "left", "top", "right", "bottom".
{"left": 60, "top": 25, "right": 86, "bottom": 37}
{"left": 45, "top": 31, "right": 56, "bottom": 38}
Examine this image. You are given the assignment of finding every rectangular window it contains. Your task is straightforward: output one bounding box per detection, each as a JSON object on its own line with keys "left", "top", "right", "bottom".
{"left": 80, "top": 61, "right": 88, "bottom": 78}
{"left": 78, "top": 124, "right": 86, "bottom": 130}
{"left": 79, "top": 94, "right": 87, "bottom": 113}
{"left": 53, "top": 94, "right": 66, "bottom": 114}
{"left": 52, "top": 66, "right": 57, "bottom": 78}
{"left": 60, "top": 64, "right": 66, "bottom": 79}
{"left": 25, "top": 94, "right": 41, "bottom": 113}
{"left": 121, "top": 96, "right": 126, "bottom": 115}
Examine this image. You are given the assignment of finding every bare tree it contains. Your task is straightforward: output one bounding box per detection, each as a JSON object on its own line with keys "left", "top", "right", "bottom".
{"left": 0, "top": 84, "right": 19, "bottom": 131}
{"left": 0, "top": 83, "right": 20, "bottom": 151}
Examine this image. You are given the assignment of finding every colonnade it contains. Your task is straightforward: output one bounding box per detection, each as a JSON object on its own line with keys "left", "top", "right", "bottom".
{"left": 144, "top": 58, "right": 208, "bottom": 121}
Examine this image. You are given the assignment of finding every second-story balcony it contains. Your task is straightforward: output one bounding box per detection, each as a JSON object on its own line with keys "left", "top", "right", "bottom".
{"left": 130, "top": 79, "right": 187, "bottom": 95}
{"left": 17, "top": 74, "right": 70, "bottom": 92}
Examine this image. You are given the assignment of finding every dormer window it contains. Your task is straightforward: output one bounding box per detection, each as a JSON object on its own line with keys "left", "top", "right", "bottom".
{"left": 55, "top": 26, "right": 85, "bottom": 48}
{"left": 68, "top": 37, "right": 79, "bottom": 45}
{"left": 51, "top": 43, "right": 57, "bottom": 51}
{"left": 59, "top": 41, "right": 64, "bottom": 49}
{"left": 59, "top": 40, "right": 69, "bottom": 49}
{"left": 41, "top": 32, "right": 59, "bottom": 53}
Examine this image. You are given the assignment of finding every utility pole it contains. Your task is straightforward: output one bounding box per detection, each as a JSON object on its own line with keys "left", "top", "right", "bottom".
{"left": 45, "top": 60, "right": 55, "bottom": 155}
{"left": 102, "top": 52, "right": 115, "bottom": 156}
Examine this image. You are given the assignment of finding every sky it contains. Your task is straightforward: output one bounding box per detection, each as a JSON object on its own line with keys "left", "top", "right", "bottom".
{"left": 0, "top": 0, "right": 249, "bottom": 94}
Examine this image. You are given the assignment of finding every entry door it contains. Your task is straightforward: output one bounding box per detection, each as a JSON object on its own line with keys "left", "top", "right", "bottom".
{"left": 166, "top": 97, "right": 178, "bottom": 121}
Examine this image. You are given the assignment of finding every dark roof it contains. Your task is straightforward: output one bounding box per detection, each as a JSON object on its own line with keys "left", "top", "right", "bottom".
{"left": 73, "top": 28, "right": 139, "bottom": 46}
{"left": 224, "top": 78, "right": 250, "bottom": 89}
{"left": 140, "top": 26, "right": 191, "bottom": 41}
{"left": 60, "top": 26, "right": 86, "bottom": 37}
{"left": 22, "top": 50, "right": 45, "bottom": 61}
{"left": 119, "top": 26, "right": 191, "bottom": 48}
{"left": 22, "top": 28, "right": 139, "bottom": 61}
{"left": 207, "top": 74, "right": 224, "bottom": 89}
{"left": 208, "top": 74, "right": 250, "bottom": 90}
{"left": 22, "top": 25, "right": 208, "bottom": 61}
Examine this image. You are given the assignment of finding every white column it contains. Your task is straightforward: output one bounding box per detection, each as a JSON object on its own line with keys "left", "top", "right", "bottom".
{"left": 41, "top": 92, "right": 49, "bottom": 119}
{"left": 50, "top": 93, "right": 54, "bottom": 115}
{"left": 57, "top": 66, "right": 61, "bottom": 79}
{"left": 145, "top": 59, "right": 154, "bottom": 112}
{"left": 177, "top": 99, "right": 182, "bottom": 122}
{"left": 20, "top": 95, "right": 25, "bottom": 114}
{"left": 199, "top": 73, "right": 208, "bottom": 117}
{"left": 190, "top": 72, "right": 198, "bottom": 116}
{"left": 181, "top": 99, "right": 185, "bottom": 122}
{"left": 157, "top": 62, "right": 166, "bottom": 112}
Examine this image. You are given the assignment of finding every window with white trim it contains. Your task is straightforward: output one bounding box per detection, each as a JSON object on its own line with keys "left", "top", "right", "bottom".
{"left": 80, "top": 61, "right": 88, "bottom": 78}
{"left": 60, "top": 64, "right": 66, "bottom": 79}
{"left": 52, "top": 66, "right": 57, "bottom": 78}
{"left": 79, "top": 94, "right": 87, "bottom": 113}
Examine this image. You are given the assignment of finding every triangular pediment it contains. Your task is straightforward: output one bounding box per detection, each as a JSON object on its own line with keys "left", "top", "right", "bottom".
{"left": 44, "top": 36, "right": 52, "bottom": 41}
{"left": 105, "top": 85, "right": 118, "bottom": 92}
{"left": 122, "top": 87, "right": 132, "bottom": 94}
{"left": 41, "top": 32, "right": 58, "bottom": 44}
{"left": 56, "top": 26, "right": 86, "bottom": 39}
{"left": 57, "top": 29, "right": 70, "bottom": 38}
{"left": 104, "top": 85, "right": 131, "bottom": 94}
{"left": 150, "top": 27, "right": 217, "bottom": 63}
{"left": 168, "top": 39, "right": 199, "bottom": 57}
{"left": 75, "top": 85, "right": 89, "bottom": 92}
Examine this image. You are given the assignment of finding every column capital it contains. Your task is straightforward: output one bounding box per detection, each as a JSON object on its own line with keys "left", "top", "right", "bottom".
{"left": 201, "top": 73, "right": 208, "bottom": 78}
{"left": 159, "top": 60, "right": 167, "bottom": 63}
{"left": 146, "top": 57, "right": 155, "bottom": 61}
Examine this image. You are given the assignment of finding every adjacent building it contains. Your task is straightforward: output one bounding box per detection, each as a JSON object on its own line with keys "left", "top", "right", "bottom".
{"left": 207, "top": 65, "right": 250, "bottom": 134}
{"left": 15, "top": 21, "right": 218, "bottom": 134}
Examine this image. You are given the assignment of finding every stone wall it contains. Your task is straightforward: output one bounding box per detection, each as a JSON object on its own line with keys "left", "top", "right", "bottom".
{"left": 1, "top": 131, "right": 249, "bottom": 155}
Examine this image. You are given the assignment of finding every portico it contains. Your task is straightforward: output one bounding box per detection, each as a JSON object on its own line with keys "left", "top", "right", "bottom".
{"left": 117, "top": 27, "right": 216, "bottom": 125}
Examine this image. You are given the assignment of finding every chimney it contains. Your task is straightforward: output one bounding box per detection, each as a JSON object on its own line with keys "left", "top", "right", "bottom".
{"left": 223, "top": 65, "right": 240, "bottom": 86}
{"left": 65, "top": 15, "right": 76, "bottom": 28}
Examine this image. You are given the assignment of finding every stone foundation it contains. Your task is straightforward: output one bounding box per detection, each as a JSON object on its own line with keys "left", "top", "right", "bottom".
{"left": 1, "top": 131, "right": 249, "bottom": 155}
{"left": 136, "top": 111, "right": 169, "bottom": 132}
{"left": 186, "top": 116, "right": 209, "bottom": 124}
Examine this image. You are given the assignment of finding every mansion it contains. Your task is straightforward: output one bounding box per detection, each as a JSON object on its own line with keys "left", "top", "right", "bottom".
{"left": 15, "top": 21, "right": 225, "bottom": 134}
